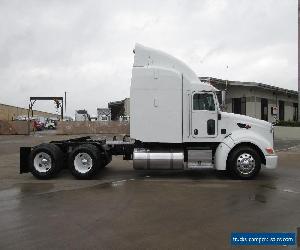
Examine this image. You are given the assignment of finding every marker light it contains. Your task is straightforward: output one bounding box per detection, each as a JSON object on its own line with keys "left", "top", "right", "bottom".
{"left": 266, "top": 148, "right": 274, "bottom": 154}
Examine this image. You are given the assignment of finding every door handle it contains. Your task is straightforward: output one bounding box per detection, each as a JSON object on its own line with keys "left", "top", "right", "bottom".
{"left": 194, "top": 129, "right": 198, "bottom": 135}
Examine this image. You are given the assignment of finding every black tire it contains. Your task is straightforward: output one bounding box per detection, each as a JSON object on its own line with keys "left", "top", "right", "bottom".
{"left": 227, "top": 146, "right": 261, "bottom": 180}
{"left": 68, "top": 144, "right": 102, "bottom": 179}
{"left": 29, "top": 143, "right": 63, "bottom": 179}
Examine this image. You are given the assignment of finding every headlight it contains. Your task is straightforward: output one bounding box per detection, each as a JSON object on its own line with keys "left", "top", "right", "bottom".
{"left": 266, "top": 147, "right": 274, "bottom": 154}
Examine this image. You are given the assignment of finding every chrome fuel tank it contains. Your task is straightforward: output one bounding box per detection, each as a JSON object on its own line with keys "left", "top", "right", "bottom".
{"left": 133, "top": 148, "right": 184, "bottom": 170}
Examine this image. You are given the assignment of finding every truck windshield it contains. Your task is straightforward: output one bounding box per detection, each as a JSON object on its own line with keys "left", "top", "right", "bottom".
{"left": 193, "top": 93, "right": 215, "bottom": 111}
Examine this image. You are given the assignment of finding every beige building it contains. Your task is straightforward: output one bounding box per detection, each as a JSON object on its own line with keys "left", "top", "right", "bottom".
{"left": 0, "top": 103, "right": 58, "bottom": 121}
{"left": 200, "top": 77, "right": 299, "bottom": 123}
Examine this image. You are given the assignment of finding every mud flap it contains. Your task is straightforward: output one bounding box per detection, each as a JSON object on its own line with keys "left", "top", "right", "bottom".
{"left": 20, "top": 147, "right": 31, "bottom": 173}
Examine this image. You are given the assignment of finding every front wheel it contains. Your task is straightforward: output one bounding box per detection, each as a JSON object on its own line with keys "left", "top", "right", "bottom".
{"left": 227, "top": 146, "right": 261, "bottom": 179}
{"left": 68, "top": 144, "right": 102, "bottom": 179}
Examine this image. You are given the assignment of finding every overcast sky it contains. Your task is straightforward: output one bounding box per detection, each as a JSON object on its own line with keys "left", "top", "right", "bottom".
{"left": 0, "top": 0, "right": 297, "bottom": 116}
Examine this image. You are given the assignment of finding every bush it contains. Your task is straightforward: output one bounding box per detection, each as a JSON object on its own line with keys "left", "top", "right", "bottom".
{"left": 274, "top": 120, "right": 300, "bottom": 127}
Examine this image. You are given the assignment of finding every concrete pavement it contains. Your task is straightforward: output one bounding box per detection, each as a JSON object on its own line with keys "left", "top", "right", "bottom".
{"left": 0, "top": 134, "right": 299, "bottom": 249}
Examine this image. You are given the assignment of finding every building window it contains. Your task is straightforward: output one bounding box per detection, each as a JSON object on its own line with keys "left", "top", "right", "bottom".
{"left": 261, "top": 98, "right": 268, "bottom": 121}
{"left": 193, "top": 93, "right": 215, "bottom": 111}
{"left": 293, "top": 103, "right": 298, "bottom": 121}
{"left": 279, "top": 100, "right": 285, "bottom": 121}
{"left": 232, "top": 97, "right": 246, "bottom": 115}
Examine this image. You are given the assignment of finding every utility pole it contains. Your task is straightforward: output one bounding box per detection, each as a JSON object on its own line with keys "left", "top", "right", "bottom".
{"left": 298, "top": 0, "right": 300, "bottom": 121}
{"left": 225, "top": 65, "right": 229, "bottom": 91}
{"left": 65, "top": 91, "right": 67, "bottom": 115}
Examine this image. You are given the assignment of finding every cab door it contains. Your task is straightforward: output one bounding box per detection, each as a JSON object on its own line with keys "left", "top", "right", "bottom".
{"left": 191, "top": 92, "right": 218, "bottom": 138}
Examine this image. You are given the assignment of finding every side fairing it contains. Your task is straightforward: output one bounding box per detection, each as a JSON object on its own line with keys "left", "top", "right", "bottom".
{"left": 130, "top": 66, "right": 183, "bottom": 143}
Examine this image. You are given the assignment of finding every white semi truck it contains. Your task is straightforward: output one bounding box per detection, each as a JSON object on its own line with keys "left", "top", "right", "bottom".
{"left": 20, "top": 44, "right": 278, "bottom": 180}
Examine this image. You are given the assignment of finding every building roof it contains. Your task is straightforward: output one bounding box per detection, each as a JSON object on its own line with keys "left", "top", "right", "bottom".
{"left": 97, "top": 108, "right": 111, "bottom": 116}
{"left": 76, "top": 109, "right": 88, "bottom": 114}
{"left": 108, "top": 98, "right": 128, "bottom": 107}
{"left": 108, "top": 100, "right": 123, "bottom": 106}
{"left": 199, "top": 77, "right": 298, "bottom": 96}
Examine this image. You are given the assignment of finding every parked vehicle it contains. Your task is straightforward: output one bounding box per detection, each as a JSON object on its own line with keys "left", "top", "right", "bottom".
{"left": 33, "top": 120, "right": 44, "bottom": 131}
{"left": 20, "top": 44, "right": 277, "bottom": 180}
{"left": 15, "top": 115, "right": 28, "bottom": 121}
{"left": 44, "top": 120, "right": 56, "bottom": 130}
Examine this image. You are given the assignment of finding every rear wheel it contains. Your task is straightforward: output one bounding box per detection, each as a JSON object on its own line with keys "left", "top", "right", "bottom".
{"left": 29, "top": 143, "right": 63, "bottom": 179}
{"left": 227, "top": 146, "right": 261, "bottom": 179}
{"left": 69, "top": 144, "right": 102, "bottom": 179}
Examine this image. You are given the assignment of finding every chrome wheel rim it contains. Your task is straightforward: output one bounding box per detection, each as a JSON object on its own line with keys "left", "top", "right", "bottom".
{"left": 34, "top": 152, "right": 52, "bottom": 173}
{"left": 236, "top": 153, "right": 256, "bottom": 175}
{"left": 74, "top": 153, "right": 93, "bottom": 174}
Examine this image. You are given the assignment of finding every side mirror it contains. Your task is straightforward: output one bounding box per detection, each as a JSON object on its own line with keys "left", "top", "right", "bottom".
{"left": 219, "top": 90, "right": 226, "bottom": 111}
{"left": 221, "top": 90, "right": 226, "bottom": 106}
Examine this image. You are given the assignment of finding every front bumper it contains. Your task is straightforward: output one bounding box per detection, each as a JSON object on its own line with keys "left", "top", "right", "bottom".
{"left": 264, "top": 155, "right": 278, "bottom": 169}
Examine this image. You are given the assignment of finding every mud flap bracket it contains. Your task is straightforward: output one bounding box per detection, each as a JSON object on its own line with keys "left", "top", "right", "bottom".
{"left": 20, "top": 147, "right": 31, "bottom": 173}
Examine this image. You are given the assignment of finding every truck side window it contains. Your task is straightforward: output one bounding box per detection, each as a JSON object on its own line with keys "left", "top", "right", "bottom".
{"left": 193, "top": 93, "right": 215, "bottom": 111}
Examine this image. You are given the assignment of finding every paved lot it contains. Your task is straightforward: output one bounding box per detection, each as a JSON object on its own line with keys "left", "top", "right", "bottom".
{"left": 0, "top": 134, "right": 300, "bottom": 249}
